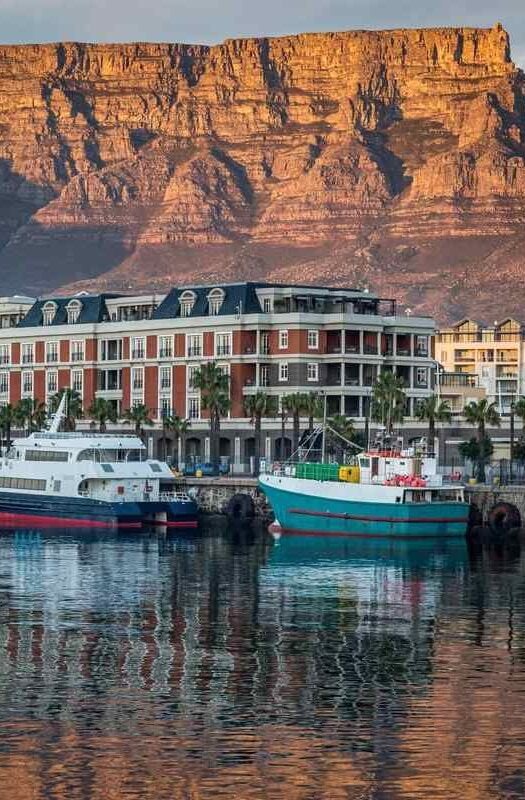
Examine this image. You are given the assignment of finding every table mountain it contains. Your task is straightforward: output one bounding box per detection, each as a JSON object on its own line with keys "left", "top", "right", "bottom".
{"left": 0, "top": 23, "right": 524, "bottom": 321}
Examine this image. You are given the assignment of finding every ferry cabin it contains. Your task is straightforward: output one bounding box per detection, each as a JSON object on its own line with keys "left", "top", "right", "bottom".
{"left": 1, "top": 432, "right": 177, "bottom": 503}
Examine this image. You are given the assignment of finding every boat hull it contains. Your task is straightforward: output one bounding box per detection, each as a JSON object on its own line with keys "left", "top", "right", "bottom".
{"left": 0, "top": 491, "right": 198, "bottom": 529}
{"left": 259, "top": 475, "right": 468, "bottom": 538}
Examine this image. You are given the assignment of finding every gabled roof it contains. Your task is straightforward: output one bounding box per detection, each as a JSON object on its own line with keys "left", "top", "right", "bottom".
{"left": 153, "top": 282, "right": 263, "bottom": 319}
{"left": 17, "top": 294, "right": 123, "bottom": 327}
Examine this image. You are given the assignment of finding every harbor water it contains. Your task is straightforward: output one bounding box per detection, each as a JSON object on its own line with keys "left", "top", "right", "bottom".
{"left": 1, "top": 525, "right": 524, "bottom": 799}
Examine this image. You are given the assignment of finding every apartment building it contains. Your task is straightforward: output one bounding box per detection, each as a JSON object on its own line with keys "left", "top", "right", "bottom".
{"left": 436, "top": 318, "right": 523, "bottom": 414}
{"left": 0, "top": 283, "right": 435, "bottom": 465}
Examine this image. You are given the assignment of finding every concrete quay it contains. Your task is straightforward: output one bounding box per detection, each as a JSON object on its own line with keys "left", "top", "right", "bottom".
{"left": 174, "top": 476, "right": 272, "bottom": 518}
{"left": 465, "top": 485, "right": 525, "bottom": 528}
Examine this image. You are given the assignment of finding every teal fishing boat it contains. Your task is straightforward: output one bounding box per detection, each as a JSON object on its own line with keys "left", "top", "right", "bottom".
{"left": 259, "top": 448, "right": 469, "bottom": 539}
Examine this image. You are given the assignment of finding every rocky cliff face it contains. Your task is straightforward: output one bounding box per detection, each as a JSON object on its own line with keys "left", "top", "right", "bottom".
{"left": 0, "top": 24, "right": 524, "bottom": 321}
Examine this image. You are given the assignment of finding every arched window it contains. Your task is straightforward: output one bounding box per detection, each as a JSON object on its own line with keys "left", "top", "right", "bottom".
{"left": 42, "top": 301, "right": 57, "bottom": 326}
{"left": 207, "top": 288, "right": 225, "bottom": 316}
{"left": 66, "top": 299, "right": 82, "bottom": 324}
{"left": 179, "top": 290, "right": 196, "bottom": 318}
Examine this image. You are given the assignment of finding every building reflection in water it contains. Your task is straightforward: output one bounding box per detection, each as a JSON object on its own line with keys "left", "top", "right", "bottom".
{"left": 0, "top": 528, "right": 524, "bottom": 799}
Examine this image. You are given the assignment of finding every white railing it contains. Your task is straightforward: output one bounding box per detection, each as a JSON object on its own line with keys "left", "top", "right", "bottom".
{"left": 159, "top": 491, "right": 192, "bottom": 503}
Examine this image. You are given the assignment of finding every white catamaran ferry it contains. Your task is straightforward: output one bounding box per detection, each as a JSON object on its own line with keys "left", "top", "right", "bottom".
{"left": 0, "top": 395, "right": 198, "bottom": 529}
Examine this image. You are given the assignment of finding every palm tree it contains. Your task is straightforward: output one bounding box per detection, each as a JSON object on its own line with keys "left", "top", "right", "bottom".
{"left": 513, "top": 397, "right": 525, "bottom": 430}
{"left": 13, "top": 398, "right": 35, "bottom": 434}
{"left": 303, "top": 392, "right": 323, "bottom": 434}
{"left": 283, "top": 392, "right": 308, "bottom": 458}
{"left": 88, "top": 398, "right": 118, "bottom": 433}
{"left": 0, "top": 403, "right": 16, "bottom": 454}
{"left": 49, "top": 388, "right": 83, "bottom": 431}
{"left": 192, "top": 362, "right": 231, "bottom": 468}
{"left": 122, "top": 403, "right": 154, "bottom": 437}
{"left": 415, "top": 395, "right": 452, "bottom": 457}
{"left": 279, "top": 398, "right": 289, "bottom": 461}
{"left": 463, "top": 398, "right": 501, "bottom": 481}
{"left": 371, "top": 370, "right": 406, "bottom": 435}
{"left": 329, "top": 414, "right": 356, "bottom": 442}
{"left": 245, "top": 392, "right": 278, "bottom": 475}
{"left": 30, "top": 400, "right": 47, "bottom": 432}
{"left": 163, "top": 415, "right": 191, "bottom": 466}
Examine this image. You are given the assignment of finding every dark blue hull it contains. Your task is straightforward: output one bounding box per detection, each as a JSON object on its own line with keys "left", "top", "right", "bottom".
{"left": 0, "top": 491, "right": 199, "bottom": 529}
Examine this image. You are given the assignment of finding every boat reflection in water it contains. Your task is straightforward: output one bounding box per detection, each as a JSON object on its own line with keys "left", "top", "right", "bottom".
{"left": 0, "top": 526, "right": 524, "bottom": 800}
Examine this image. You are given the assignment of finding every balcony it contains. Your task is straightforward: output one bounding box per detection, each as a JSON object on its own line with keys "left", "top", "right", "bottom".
{"left": 187, "top": 347, "right": 202, "bottom": 358}
{"left": 216, "top": 346, "right": 231, "bottom": 357}
{"left": 363, "top": 344, "right": 378, "bottom": 355}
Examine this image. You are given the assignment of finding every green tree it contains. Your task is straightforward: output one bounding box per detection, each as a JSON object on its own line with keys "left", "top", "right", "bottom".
{"left": 13, "top": 397, "right": 34, "bottom": 433}
{"left": 329, "top": 414, "right": 356, "bottom": 442}
{"left": 511, "top": 437, "right": 525, "bottom": 463}
{"left": 0, "top": 403, "right": 16, "bottom": 454}
{"left": 464, "top": 398, "right": 501, "bottom": 481}
{"left": 513, "top": 397, "right": 525, "bottom": 428}
{"left": 415, "top": 395, "right": 452, "bottom": 456}
{"left": 88, "top": 398, "right": 118, "bottom": 433}
{"left": 122, "top": 403, "right": 154, "bottom": 437}
{"left": 192, "top": 362, "right": 231, "bottom": 468}
{"left": 371, "top": 371, "right": 406, "bottom": 435}
{"left": 283, "top": 392, "right": 308, "bottom": 458}
{"left": 245, "top": 392, "right": 278, "bottom": 475}
{"left": 163, "top": 415, "right": 191, "bottom": 466}
{"left": 459, "top": 436, "right": 494, "bottom": 479}
{"left": 303, "top": 392, "right": 323, "bottom": 434}
{"left": 49, "top": 388, "right": 83, "bottom": 431}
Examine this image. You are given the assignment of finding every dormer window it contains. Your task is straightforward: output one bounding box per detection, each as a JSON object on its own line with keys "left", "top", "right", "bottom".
{"left": 207, "top": 288, "right": 224, "bottom": 316}
{"left": 42, "top": 302, "right": 57, "bottom": 326}
{"left": 179, "top": 290, "right": 196, "bottom": 318}
{"left": 66, "top": 299, "right": 82, "bottom": 324}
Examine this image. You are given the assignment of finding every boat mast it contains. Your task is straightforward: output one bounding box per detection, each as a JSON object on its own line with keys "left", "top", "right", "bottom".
{"left": 321, "top": 391, "right": 327, "bottom": 463}
{"left": 48, "top": 391, "right": 67, "bottom": 434}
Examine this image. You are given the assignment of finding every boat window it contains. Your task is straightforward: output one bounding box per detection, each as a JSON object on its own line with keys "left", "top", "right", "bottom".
{"left": 25, "top": 449, "right": 69, "bottom": 462}
{"left": 359, "top": 457, "right": 370, "bottom": 468}
{"left": 149, "top": 463, "right": 162, "bottom": 473}
{"left": 76, "top": 448, "right": 145, "bottom": 463}
{"left": 101, "top": 463, "right": 114, "bottom": 473}
{"left": 0, "top": 476, "right": 47, "bottom": 491}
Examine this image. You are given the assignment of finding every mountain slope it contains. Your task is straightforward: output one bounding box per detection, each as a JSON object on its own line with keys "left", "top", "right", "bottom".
{"left": 0, "top": 25, "right": 524, "bottom": 321}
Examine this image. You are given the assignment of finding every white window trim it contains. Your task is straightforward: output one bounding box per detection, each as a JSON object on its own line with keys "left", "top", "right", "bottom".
{"left": 158, "top": 335, "right": 174, "bottom": 359}
{"left": 71, "top": 369, "right": 83, "bottom": 394}
{"left": 279, "top": 330, "right": 288, "bottom": 350}
{"left": 186, "top": 333, "right": 203, "bottom": 358}
{"left": 131, "top": 337, "right": 146, "bottom": 359}
{"left": 187, "top": 395, "right": 201, "bottom": 420}
{"left": 215, "top": 332, "right": 232, "bottom": 358}
{"left": 0, "top": 344, "right": 10, "bottom": 365}
{"left": 307, "top": 362, "right": 319, "bottom": 382}
{"left": 22, "top": 370, "right": 33, "bottom": 396}
{"left": 0, "top": 370, "right": 9, "bottom": 395}
{"left": 46, "top": 369, "right": 58, "bottom": 396}
{"left": 159, "top": 365, "right": 172, "bottom": 392}
{"left": 278, "top": 361, "right": 289, "bottom": 382}
{"left": 307, "top": 330, "right": 319, "bottom": 350}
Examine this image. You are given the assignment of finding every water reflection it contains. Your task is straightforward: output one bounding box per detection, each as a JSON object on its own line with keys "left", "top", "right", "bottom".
{"left": 0, "top": 527, "right": 524, "bottom": 799}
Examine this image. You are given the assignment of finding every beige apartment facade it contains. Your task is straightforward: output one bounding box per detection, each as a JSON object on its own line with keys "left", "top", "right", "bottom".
{"left": 436, "top": 318, "right": 524, "bottom": 415}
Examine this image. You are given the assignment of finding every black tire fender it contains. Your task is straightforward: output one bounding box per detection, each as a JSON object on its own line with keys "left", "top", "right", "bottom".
{"left": 466, "top": 503, "right": 483, "bottom": 534}
{"left": 225, "top": 493, "right": 255, "bottom": 520}
{"left": 488, "top": 502, "right": 521, "bottom": 535}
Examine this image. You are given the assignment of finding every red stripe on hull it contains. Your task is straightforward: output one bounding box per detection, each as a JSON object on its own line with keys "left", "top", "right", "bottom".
{"left": 0, "top": 511, "right": 141, "bottom": 529}
{"left": 149, "top": 519, "right": 199, "bottom": 528}
{"left": 288, "top": 507, "right": 468, "bottom": 524}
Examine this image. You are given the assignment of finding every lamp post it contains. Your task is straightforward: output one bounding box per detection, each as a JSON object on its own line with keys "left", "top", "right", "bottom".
{"left": 510, "top": 396, "right": 515, "bottom": 483}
